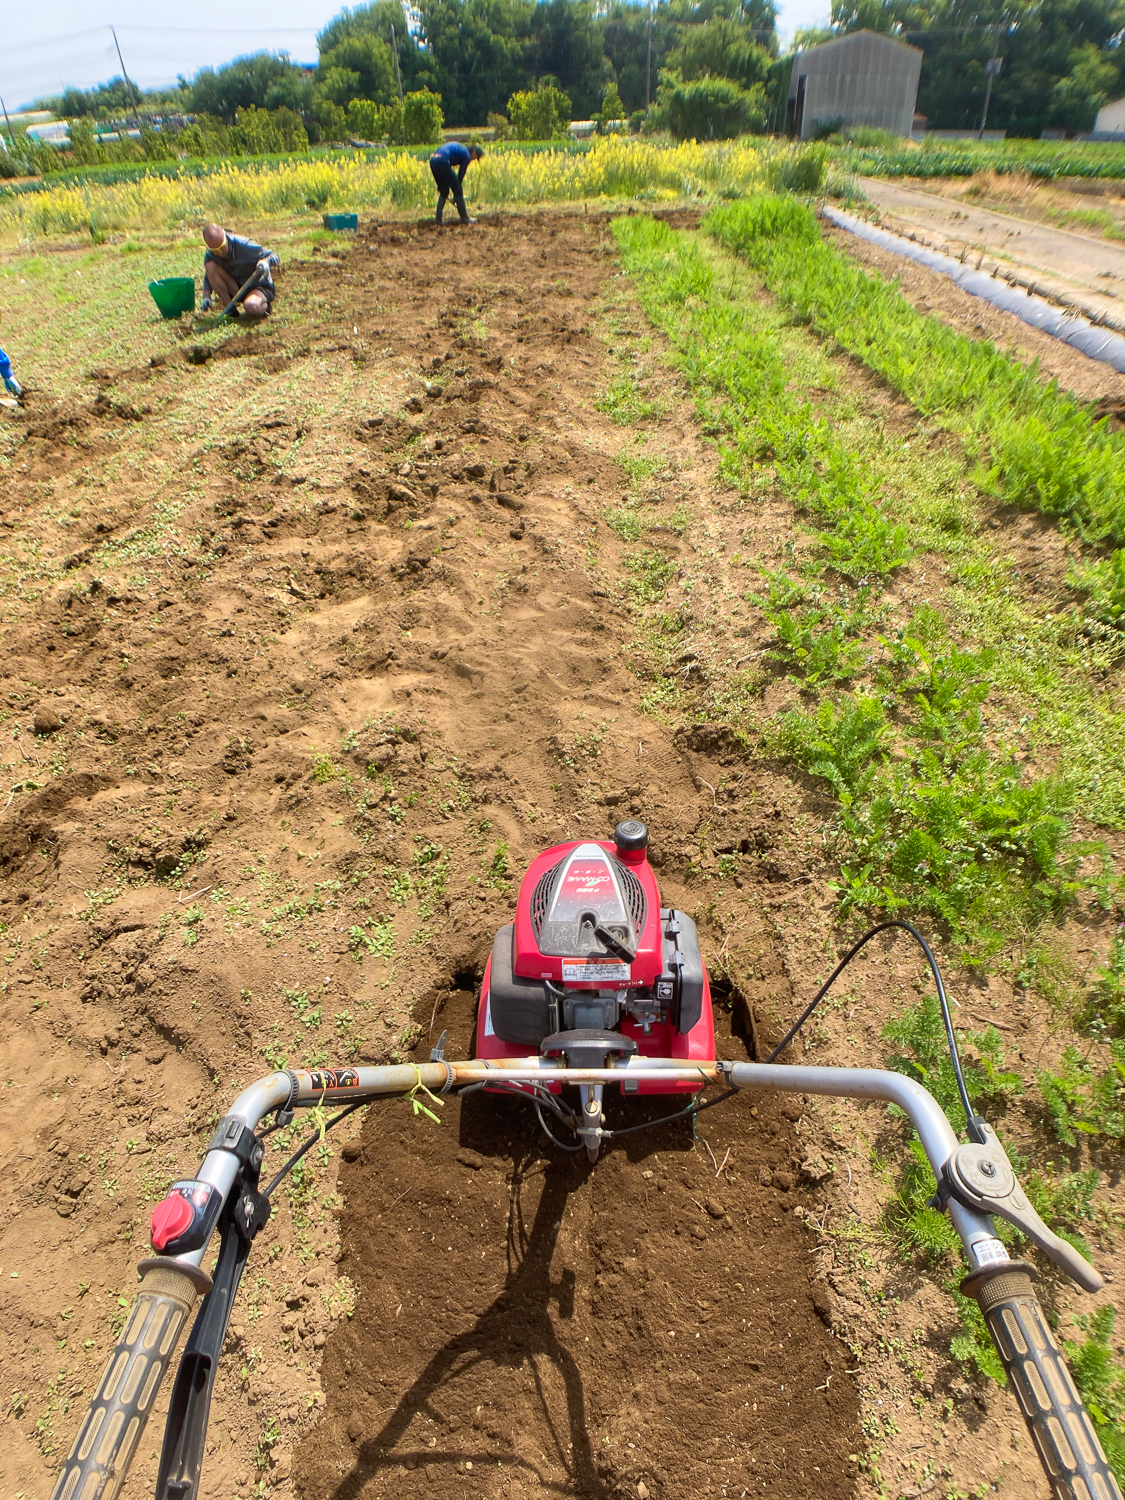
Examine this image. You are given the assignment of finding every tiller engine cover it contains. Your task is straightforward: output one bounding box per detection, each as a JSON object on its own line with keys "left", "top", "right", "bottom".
{"left": 477, "top": 820, "right": 714, "bottom": 1093}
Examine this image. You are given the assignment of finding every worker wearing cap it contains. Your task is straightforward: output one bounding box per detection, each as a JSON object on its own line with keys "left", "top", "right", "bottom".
{"left": 429, "top": 142, "right": 483, "bottom": 226}
{"left": 200, "top": 224, "right": 280, "bottom": 317}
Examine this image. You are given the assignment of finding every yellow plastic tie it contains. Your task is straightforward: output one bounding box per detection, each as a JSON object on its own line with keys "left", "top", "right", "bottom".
{"left": 406, "top": 1064, "right": 444, "bottom": 1126}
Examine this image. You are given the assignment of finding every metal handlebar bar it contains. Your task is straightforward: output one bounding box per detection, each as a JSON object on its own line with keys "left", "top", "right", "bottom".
{"left": 51, "top": 1059, "right": 1119, "bottom": 1500}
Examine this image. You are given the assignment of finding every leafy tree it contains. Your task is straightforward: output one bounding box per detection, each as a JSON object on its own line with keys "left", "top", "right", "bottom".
{"left": 528, "top": 0, "right": 610, "bottom": 115}
{"left": 59, "top": 79, "right": 140, "bottom": 119}
{"left": 602, "top": 0, "right": 683, "bottom": 111}
{"left": 318, "top": 1, "right": 437, "bottom": 93}
{"left": 347, "top": 87, "right": 445, "bottom": 142}
{"left": 347, "top": 98, "right": 384, "bottom": 138}
{"left": 316, "top": 98, "right": 349, "bottom": 141}
{"left": 665, "top": 16, "right": 772, "bottom": 88}
{"left": 188, "top": 53, "right": 308, "bottom": 123}
{"left": 318, "top": 66, "right": 363, "bottom": 107}
{"left": 317, "top": 36, "right": 397, "bottom": 104}
{"left": 597, "top": 78, "right": 627, "bottom": 129}
{"left": 403, "top": 88, "right": 447, "bottom": 142}
{"left": 507, "top": 81, "right": 573, "bottom": 135}
{"left": 416, "top": 0, "right": 536, "bottom": 123}
{"left": 231, "top": 105, "right": 309, "bottom": 154}
{"left": 650, "top": 67, "right": 768, "bottom": 135}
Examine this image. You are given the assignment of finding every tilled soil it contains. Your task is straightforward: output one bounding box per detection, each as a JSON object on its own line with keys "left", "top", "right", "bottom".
{"left": 299, "top": 992, "right": 856, "bottom": 1500}
{"left": 0, "top": 213, "right": 862, "bottom": 1499}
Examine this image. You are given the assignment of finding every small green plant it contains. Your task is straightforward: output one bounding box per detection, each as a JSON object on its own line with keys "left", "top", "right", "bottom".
{"left": 485, "top": 841, "right": 511, "bottom": 889}
{"left": 604, "top": 506, "right": 644, "bottom": 542}
{"left": 312, "top": 752, "right": 346, "bottom": 784}
{"left": 1063, "top": 1306, "right": 1125, "bottom": 1478}
{"left": 348, "top": 921, "right": 395, "bottom": 960}
{"left": 949, "top": 1284, "right": 1006, "bottom": 1384}
{"left": 623, "top": 549, "right": 675, "bottom": 605}
{"left": 180, "top": 905, "right": 204, "bottom": 946}
{"left": 596, "top": 373, "right": 662, "bottom": 426}
{"left": 884, "top": 994, "right": 1023, "bottom": 1133}
{"left": 1085, "top": 929, "right": 1125, "bottom": 1034}
{"left": 284, "top": 988, "right": 321, "bottom": 1031}
{"left": 1038, "top": 1043, "right": 1125, "bottom": 1145}
{"left": 777, "top": 694, "right": 888, "bottom": 805}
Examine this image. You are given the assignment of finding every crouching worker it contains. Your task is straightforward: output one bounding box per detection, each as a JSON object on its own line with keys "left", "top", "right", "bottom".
{"left": 429, "top": 142, "right": 483, "bottom": 226}
{"left": 200, "top": 223, "right": 280, "bottom": 317}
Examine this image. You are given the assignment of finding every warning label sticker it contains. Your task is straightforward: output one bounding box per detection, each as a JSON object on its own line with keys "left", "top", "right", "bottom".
{"left": 561, "top": 961, "right": 630, "bottom": 983}
{"left": 973, "top": 1237, "right": 1010, "bottom": 1269}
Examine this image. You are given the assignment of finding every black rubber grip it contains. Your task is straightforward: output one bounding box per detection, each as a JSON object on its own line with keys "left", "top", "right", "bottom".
{"left": 50, "top": 1265, "right": 201, "bottom": 1500}
{"left": 969, "top": 1266, "right": 1123, "bottom": 1500}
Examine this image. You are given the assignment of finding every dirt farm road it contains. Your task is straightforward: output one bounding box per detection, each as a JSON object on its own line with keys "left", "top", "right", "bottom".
{"left": 859, "top": 175, "right": 1125, "bottom": 323}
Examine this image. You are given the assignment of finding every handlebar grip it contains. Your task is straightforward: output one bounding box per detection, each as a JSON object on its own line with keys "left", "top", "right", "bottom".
{"left": 968, "top": 1264, "right": 1123, "bottom": 1500}
{"left": 50, "top": 1264, "right": 202, "bottom": 1500}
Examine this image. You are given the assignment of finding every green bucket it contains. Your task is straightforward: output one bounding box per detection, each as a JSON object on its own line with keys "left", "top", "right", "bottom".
{"left": 324, "top": 213, "right": 358, "bottom": 231}
{"left": 148, "top": 277, "right": 195, "bottom": 319}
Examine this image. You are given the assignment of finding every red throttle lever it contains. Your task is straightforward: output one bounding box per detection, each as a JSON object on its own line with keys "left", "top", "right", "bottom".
{"left": 151, "top": 1193, "right": 195, "bottom": 1251}
{"left": 149, "top": 1181, "right": 222, "bottom": 1256}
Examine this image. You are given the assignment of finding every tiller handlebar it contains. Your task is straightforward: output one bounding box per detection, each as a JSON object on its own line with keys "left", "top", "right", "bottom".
{"left": 50, "top": 1055, "right": 1119, "bottom": 1500}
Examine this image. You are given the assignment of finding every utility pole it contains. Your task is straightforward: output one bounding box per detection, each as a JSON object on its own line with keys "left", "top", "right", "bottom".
{"left": 390, "top": 23, "right": 404, "bottom": 105}
{"left": 645, "top": 0, "right": 654, "bottom": 110}
{"left": 977, "top": 20, "right": 1002, "bottom": 140}
{"left": 110, "top": 26, "right": 143, "bottom": 135}
{"left": 0, "top": 97, "right": 16, "bottom": 152}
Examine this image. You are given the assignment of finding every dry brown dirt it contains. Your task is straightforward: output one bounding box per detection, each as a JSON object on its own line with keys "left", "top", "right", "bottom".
{"left": 3, "top": 206, "right": 1119, "bottom": 1500}
{"left": 0, "top": 212, "right": 860, "bottom": 1500}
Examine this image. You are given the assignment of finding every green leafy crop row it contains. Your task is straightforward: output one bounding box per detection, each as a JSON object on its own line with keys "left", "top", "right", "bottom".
{"left": 839, "top": 138, "right": 1125, "bottom": 182}
{"left": 612, "top": 210, "right": 1098, "bottom": 960}
{"left": 706, "top": 196, "right": 1125, "bottom": 626}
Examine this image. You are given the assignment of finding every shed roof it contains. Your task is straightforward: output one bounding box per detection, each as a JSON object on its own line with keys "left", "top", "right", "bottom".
{"left": 794, "top": 28, "right": 923, "bottom": 63}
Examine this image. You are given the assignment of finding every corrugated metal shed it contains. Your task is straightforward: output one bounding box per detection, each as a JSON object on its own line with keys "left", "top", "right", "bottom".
{"left": 787, "top": 30, "right": 922, "bottom": 140}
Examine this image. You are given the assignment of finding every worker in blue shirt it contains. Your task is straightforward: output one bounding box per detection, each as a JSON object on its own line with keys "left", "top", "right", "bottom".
{"left": 0, "top": 344, "right": 20, "bottom": 398}
{"left": 200, "top": 224, "right": 280, "bottom": 317}
{"left": 429, "top": 141, "right": 483, "bottom": 226}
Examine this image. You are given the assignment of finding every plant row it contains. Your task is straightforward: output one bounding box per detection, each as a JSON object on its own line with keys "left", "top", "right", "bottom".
{"left": 0, "top": 138, "right": 828, "bottom": 242}
{"left": 843, "top": 137, "right": 1125, "bottom": 182}
{"left": 611, "top": 211, "right": 1125, "bottom": 1448}
{"left": 611, "top": 210, "right": 1109, "bottom": 961}
{"left": 707, "top": 195, "right": 1125, "bottom": 627}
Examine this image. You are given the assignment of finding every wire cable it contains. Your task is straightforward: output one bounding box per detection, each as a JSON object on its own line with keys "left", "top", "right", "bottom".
{"left": 261, "top": 1100, "right": 365, "bottom": 1200}
{"left": 535, "top": 1099, "right": 585, "bottom": 1152}
{"left": 765, "top": 918, "right": 986, "bottom": 1144}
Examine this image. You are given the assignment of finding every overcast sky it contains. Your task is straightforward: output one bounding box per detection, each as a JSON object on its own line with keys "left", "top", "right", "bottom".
{"left": 3, "top": 1, "right": 831, "bottom": 111}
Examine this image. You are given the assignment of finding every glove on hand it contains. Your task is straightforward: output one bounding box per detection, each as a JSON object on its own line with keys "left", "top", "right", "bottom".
{"left": 4, "top": 375, "right": 21, "bottom": 397}
{"left": 200, "top": 295, "right": 212, "bottom": 312}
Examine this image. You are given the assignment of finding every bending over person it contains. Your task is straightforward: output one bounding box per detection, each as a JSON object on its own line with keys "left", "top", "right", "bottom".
{"left": 201, "top": 224, "right": 280, "bottom": 317}
{"left": 429, "top": 142, "right": 483, "bottom": 226}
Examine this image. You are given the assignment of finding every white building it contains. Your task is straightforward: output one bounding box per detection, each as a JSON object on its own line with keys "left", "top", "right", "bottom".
{"left": 1093, "top": 97, "right": 1125, "bottom": 137}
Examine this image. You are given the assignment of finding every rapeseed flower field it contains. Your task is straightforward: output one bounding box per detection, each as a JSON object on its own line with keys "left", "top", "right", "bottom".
{"left": 0, "top": 137, "right": 825, "bottom": 242}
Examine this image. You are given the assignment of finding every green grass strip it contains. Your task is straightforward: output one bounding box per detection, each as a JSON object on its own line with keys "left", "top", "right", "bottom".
{"left": 611, "top": 212, "right": 1111, "bottom": 961}
{"left": 706, "top": 196, "right": 1125, "bottom": 624}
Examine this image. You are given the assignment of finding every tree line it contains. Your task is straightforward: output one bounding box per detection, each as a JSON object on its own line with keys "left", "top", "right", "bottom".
{"left": 25, "top": 0, "right": 1125, "bottom": 147}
